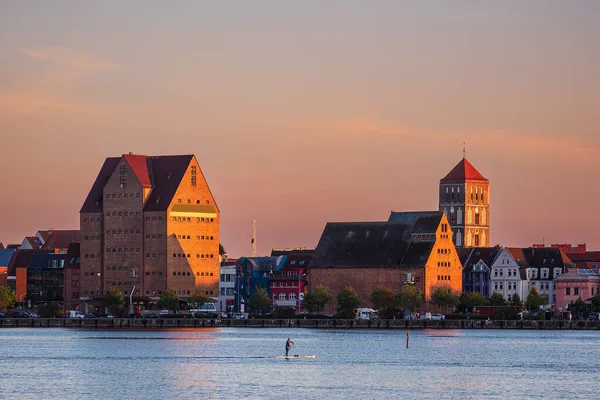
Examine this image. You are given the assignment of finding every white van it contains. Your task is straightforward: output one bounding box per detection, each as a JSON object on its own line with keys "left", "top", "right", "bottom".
{"left": 355, "top": 308, "right": 377, "bottom": 320}
{"left": 67, "top": 310, "right": 85, "bottom": 319}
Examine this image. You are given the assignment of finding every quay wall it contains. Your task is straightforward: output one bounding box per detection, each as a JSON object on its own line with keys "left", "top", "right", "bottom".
{"left": 1, "top": 318, "right": 600, "bottom": 330}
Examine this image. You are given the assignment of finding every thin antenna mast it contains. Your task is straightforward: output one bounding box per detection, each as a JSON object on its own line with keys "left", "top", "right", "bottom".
{"left": 252, "top": 220, "right": 257, "bottom": 257}
{"left": 463, "top": 142, "right": 466, "bottom": 159}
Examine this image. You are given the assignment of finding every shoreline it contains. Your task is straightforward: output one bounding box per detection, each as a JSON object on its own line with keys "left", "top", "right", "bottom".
{"left": 1, "top": 318, "right": 599, "bottom": 330}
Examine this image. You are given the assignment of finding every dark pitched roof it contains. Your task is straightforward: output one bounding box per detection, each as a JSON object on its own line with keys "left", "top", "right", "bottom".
{"left": 568, "top": 252, "right": 600, "bottom": 262}
{"left": 7, "top": 250, "right": 40, "bottom": 276}
{"left": 282, "top": 250, "right": 315, "bottom": 269}
{"left": 40, "top": 230, "right": 80, "bottom": 251}
{"left": 462, "top": 247, "right": 502, "bottom": 273}
{"left": 144, "top": 155, "right": 194, "bottom": 211}
{"left": 522, "top": 247, "right": 572, "bottom": 270}
{"left": 22, "top": 236, "right": 43, "bottom": 250}
{"left": 6, "top": 244, "right": 20, "bottom": 249}
{"left": 388, "top": 211, "right": 444, "bottom": 234}
{"left": 310, "top": 221, "right": 436, "bottom": 269}
{"left": 441, "top": 158, "right": 487, "bottom": 182}
{"left": 36, "top": 230, "right": 52, "bottom": 244}
{"left": 0, "top": 242, "right": 4, "bottom": 249}
{"left": 80, "top": 157, "right": 120, "bottom": 213}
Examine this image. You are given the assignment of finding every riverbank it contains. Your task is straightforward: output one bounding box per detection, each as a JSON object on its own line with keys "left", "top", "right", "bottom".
{"left": 1, "top": 318, "right": 599, "bottom": 330}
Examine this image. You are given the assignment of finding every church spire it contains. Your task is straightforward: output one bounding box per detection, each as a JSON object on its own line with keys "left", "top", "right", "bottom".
{"left": 463, "top": 142, "right": 466, "bottom": 159}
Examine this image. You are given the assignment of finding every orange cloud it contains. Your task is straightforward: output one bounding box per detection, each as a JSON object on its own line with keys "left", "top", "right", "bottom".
{"left": 22, "top": 46, "right": 118, "bottom": 72}
{"left": 0, "top": 91, "right": 66, "bottom": 115}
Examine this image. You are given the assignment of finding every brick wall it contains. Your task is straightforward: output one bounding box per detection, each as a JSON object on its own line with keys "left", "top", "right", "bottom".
{"left": 80, "top": 212, "right": 103, "bottom": 297}
{"left": 309, "top": 267, "right": 425, "bottom": 313}
{"left": 166, "top": 157, "right": 219, "bottom": 297}
{"left": 102, "top": 160, "right": 145, "bottom": 297}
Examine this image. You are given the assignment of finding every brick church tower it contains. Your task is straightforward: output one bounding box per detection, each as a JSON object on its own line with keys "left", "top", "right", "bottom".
{"left": 439, "top": 156, "right": 490, "bottom": 247}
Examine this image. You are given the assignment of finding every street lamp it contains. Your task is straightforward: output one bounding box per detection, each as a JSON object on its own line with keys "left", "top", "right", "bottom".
{"left": 297, "top": 273, "right": 306, "bottom": 314}
{"left": 19, "top": 293, "right": 27, "bottom": 309}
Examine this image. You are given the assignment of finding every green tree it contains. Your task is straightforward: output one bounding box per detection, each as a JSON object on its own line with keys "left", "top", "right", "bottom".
{"left": 571, "top": 296, "right": 586, "bottom": 318}
{"left": 430, "top": 286, "right": 457, "bottom": 313}
{"left": 37, "top": 303, "right": 61, "bottom": 318}
{"left": 459, "top": 292, "right": 488, "bottom": 312}
{"left": 219, "top": 243, "right": 227, "bottom": 258}
{"left": 158, "top": 289, "right": 179, "bottom": 311}
{"left": 249, "top": 288, "right": 271, "bottom": 314}
{"left": 0, "top": 286, "right": 16, "bottom": 312}
{"left": 188, "top": 289, "right": 209, "bottom": 308}
{"left": 525, "top": 286, "right": 545, "bottom": 311}
{"left": 589, "top": 294, "right": 600, "bottom": 312}
{"left": 509, "top": 293, "right": 522, "bottom": 307}
{"left": 489, "top": 291, "right": 506, "bottom": 306}
{"left": 336, "top": 286, "right": 360, "bottom": 319}
{"left": 394, "top": 284, "right": 423, "bottom": 313}
{"left": 104, "top": 288, "right": 124, "bottom": 314}
{"left": 303, "top": 284, "right": 332, "bottom": 313}
{"left": 370, "top": 287, "right": 395, "bottom": 313}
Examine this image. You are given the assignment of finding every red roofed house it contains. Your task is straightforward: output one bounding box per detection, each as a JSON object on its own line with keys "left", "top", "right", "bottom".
{"left": 439, "top": 156, "right": 490, "bottom": 247}
{"left": 79, "top": 153, "right": 220, "bottom": 313}
{"left": 19, "top": 236, "right": 43, "bottom": 250}
{"left": 40, "top": 230, "right": 80, "bottom": 253}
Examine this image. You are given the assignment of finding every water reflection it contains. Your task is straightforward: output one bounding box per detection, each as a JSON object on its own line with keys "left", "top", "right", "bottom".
{"left": 0, "top": 328, "right": 599, "bottom": 400}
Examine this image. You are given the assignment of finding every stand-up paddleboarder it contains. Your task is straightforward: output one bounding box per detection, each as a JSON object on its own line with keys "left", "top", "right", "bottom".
{"left": 285, "top": 338, "right": 294, "bottom": 357}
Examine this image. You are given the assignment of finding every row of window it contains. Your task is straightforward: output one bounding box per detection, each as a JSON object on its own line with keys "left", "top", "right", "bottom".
{"left": 271, "top": 282, "right": 298, "bottom": 288}
{"left": 437, "top": 262, "right": 452, "bottom": 267}
{"left": 105, "top": 229, "right": 141, "bottom": 235}
{"left": 106, "top": 211, "right": 142, "bottom": 217}
{"left": 436, "top": 248, "right": 451, "bottom": 255}
{"left": 220, "top": 287, "right": 235, "bottom": 296}
{"left": 273, "top": 293, "right": 297, "bottom": 301}
{"left": 174, "top": 234, "right": 215, "bottom": 240}
{"left": 566, "top": 287, "right": 580, "bottom": 296}
{"left": 83, "top": 217, "right": 102, "bottom": 223}
{"left": 177, "top": 198, "right": 210, "bottom": 205}
{"left": 289, "top": 260, "right": 307, "bottom": 265}
{"left": 172, "top": 216, "right": 215, "bottom": 223}
{"left": 173, "top": 253, "right": 215, "bottom": 259}
{"left": 172, "top": 271, "right": 215, "bottom": 277}
{"left": 438, "top": 275, "right": 451, "bottom": 281}
{"left": 84, "top": 254, "right": 101, "bottom": 259}
{"left": 106, "top": 192, "right": 141, "bottom": 199}
{"left": 220, "top": 274, "right": 235, "bottom": 282}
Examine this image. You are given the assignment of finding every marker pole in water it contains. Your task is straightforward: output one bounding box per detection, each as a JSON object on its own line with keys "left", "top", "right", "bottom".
{"left": 406, "top": 331, "right": 410, "bottom": 348}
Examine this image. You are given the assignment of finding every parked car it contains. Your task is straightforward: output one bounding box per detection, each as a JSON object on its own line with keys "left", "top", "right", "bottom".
{"left": 0, "top": 312, "right": 5, "bottom": 318}
{"left": 29, "top": 312, "right": 40, "bottom": 318}
{"left": 232, "top": 313, "right": 248, "bottom": 320}
{"left": 9, "top": 311, "right": 31, "bottom": 318}
{"left": 430, "top": 314, "right": 445, "bottom": 320}
{"left": 66, "top": 310, "right": 85, "bottom": 319}
{"left": 84, "top": 313, "right": 97, "bottom": 319}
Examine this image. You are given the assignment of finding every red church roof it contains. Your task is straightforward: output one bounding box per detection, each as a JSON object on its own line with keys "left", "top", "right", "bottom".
{"left": 123, "top": 154, "right": 152, "bottom": 188}
{"left": 441, "top": 158, "right": 488, "bottom": 182}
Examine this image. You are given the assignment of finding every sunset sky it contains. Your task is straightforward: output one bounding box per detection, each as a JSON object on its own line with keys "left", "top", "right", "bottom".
{"left": 0, "top": 1, "right": 598, "bottom": 256}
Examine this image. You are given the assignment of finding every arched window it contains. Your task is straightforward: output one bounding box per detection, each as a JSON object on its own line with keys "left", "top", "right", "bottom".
{"left": 278, "top": 293, "right": 286, "bottom": 301}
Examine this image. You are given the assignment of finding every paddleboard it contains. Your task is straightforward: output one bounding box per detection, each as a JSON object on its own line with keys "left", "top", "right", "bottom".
{"left": 275, "top": 355, "right": 315, "bottom": 359}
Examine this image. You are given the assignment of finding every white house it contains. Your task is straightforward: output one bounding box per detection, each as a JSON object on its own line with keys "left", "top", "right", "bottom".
{"left": 489, "top": 247, "right": 528, "bottom": 302}
{"left": 218, "top": 260, "right": 236, "bottom": 313}
{"left": 490, "top": 247, "right": 572, "bottom": 308}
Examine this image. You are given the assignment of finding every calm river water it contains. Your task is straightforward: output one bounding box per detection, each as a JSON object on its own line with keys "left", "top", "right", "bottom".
{"left": 0, "top": 328, "right": 598, "bottom": 399}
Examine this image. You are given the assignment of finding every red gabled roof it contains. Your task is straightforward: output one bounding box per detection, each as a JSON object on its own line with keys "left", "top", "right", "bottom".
{"left": 123, "top": 153, "right": 152, "bottom": 188}
{"left": 22, "top": 236, "right": 43, "bottom": 250}
{"left": 37, "top": 230, "right": 52, "bottom": 244}
{"left": 40, "top": 230, "right": 80, "bottom": 251}
{"left": 441, "top": 158, "right": 488, "bottom": 182}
